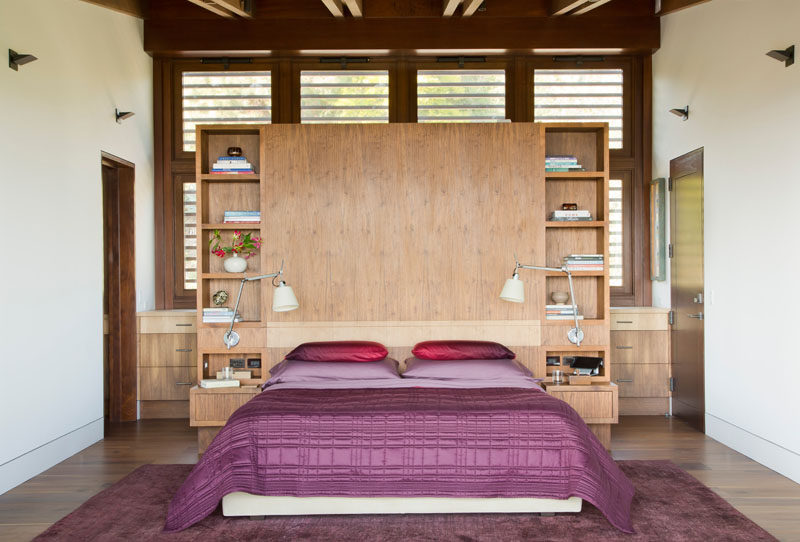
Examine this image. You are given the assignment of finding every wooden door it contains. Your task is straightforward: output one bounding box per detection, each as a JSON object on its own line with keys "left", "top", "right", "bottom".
{"left": 102, "top": 153, "right": 138, "bottom": 422}
{"left": 669, "top": 148, "right": 704, "bottom": 432}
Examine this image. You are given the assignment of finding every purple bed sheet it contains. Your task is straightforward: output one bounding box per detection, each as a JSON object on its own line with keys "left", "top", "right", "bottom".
{"left": 164, "top": 387, "right": 634, "bottom": 533}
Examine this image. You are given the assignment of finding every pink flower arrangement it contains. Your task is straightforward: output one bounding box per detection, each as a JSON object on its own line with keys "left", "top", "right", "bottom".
{"left": 209, "top": 229, "right": 262, "bottom": 259}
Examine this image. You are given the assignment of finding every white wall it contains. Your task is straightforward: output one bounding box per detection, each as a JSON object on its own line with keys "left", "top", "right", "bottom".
{"left": 653, "top": 0, "right": 800, "bottom": 483}
{"left": 0, "top": 0, "right": 154, "bottom": 493}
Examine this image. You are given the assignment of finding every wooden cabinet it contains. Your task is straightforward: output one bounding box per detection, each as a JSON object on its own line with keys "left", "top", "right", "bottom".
{"left": 137, "top": 310, "right": 197, "bottom": 419}
{"left": 190, "top": 386, "right": 261, "bottom": 453}
{"left": 541, "top": 382, "right": 618, "bottom": 450}
{"left": 610, "top": 307, "right": 670, "bottom": 415}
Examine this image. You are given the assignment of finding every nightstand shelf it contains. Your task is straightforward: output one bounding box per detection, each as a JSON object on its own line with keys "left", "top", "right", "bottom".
{"left": 541, "top": 381, "right": 618, "bottom": 449}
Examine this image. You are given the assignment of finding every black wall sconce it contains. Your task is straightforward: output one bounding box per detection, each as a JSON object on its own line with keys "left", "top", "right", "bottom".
{"left": 669, "top": 106, "right": 689, "bottom": 121}
{"left": 9, "top": 49, "right": 38, "bottom": 71}
{"left": 766, "top": 45, "right": 794, "bottom": 67}
{"left": 115, "top": 108, "right": 135, "bottom": 124}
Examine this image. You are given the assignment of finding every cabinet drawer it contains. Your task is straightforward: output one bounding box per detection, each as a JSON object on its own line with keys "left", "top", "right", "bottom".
{"left": 139, "top": 316, "right": 196, "bottom": 334}
{"left": 614, "top": 364, "right": 670, "bottom": 398}
{"left": 610, "top": 313, "right": 668, "bottom": 331}
{"left": 610, "top": 331, "right": 669, "bottom": 364}
{"left": 139, "top": 334, "right": 196, "bottom": 367}
{"left": 550, "top": 390, "right": 616, "bottom": 423}
{"left": 190, "top": 388, "right": 260, "bottom": 425}
{"left": 140, "top": 367, "right": 197, "bottom": 400}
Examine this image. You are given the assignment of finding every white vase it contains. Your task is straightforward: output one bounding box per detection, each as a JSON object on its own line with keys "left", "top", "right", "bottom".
{"left": 223, "top": 253, "right": 248, "bottom": 273}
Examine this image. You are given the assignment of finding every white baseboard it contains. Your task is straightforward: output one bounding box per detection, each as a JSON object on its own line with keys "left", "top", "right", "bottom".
{"left": 706, "top": 413, "right": 800, "bottom": 484}
{"left": 0, "top": 418, "right": 104, "bottom": 495}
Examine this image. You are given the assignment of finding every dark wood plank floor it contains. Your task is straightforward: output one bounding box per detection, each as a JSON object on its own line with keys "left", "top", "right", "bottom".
{"left": 0, "top": 416, "right": 798, "bottom": 541}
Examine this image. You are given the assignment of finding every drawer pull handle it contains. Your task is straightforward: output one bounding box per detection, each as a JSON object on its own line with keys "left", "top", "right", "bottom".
{"left": 176, "top": 348, "right": 193, "bottom": 352}
{"left": 615, "top": 346, "right": 633, "bottom": 350}
{"left": 175, "top": 382, "right": 193, "bottom": 386}
{"left": 615, "top": 320, "right": 634, "bottom": 324}
{"left": 176, "top": 323, "right": 193, "bottom": 327}
{"left": 616, "top": 379, "right": 634, "bottom": 383}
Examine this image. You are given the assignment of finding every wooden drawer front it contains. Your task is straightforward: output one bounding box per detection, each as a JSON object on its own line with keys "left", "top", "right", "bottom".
{"left": 614, "top": 364, "right": 670, "bottom": 398}
{"left": 198, "top": 326, "right": 266, "bottom": 350}
{"left": 191, "top": 391, "right": 258, "bottom": 425}
{"left": 139, "top": 334, "right": 196, "bottom": 367}
{"left": 140, "top": 316, "right": 196, "bottom": 334}
{"left": 140, "top": 367, "right": 197, "bottom": 400}
{"left": 552, "top": 391, "right": 616, "bottom": 423}
{"left": 610, "top": 313, "right": 668, "bottom": 331}
{"left": 611, "top": 331, "right": 669, "bottom": 364}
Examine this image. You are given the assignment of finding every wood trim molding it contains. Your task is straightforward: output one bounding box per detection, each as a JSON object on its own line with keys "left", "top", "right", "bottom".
{"left": 658, "top": 0, "right": 712, "bottom": 16}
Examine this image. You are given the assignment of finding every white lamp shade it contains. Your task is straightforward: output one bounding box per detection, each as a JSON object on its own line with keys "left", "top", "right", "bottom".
{"left": 499, "top": 277, "right": 525, "bottom": 303}
{"left": 272, "top": 283, "right": 299, "bottom": 312}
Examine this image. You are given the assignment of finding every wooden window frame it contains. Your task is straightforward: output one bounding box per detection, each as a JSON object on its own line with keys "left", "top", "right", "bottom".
{"left": 154, "top": 55, "right": 650, "bottom": 310}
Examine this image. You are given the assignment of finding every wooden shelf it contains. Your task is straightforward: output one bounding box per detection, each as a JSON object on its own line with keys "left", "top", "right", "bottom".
{"left": 545, "top": 221, "right": 606, "bottom": 228}
{"left": 545, "top": 172, "right": 605, "bottom": 179}
{"left": 543, "top": 318, "right": 606, "bottom": 326}
{"left": 200, "top": 272, "right": 253, "bottom": 279}
{"left": 544, "top": 344, "right": 608, "bottom": 352}
{"left": 200, "top": 321, "right": 264, "bottom": 328}
{"left": 199, "top": 174, "right": 260, "bottom": 181}
{"left": 202, "top": 223, "right": 261, "bottom": 230}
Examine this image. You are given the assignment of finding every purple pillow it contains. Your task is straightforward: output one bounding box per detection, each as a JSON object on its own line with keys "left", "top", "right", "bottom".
{"left": 402, "top": 357, "right": 533, "bottom": 380}
{"left": 266, "top": 357, "right": 401, "bottom": 385}
{"left": 412, "top": 340, "right": 515, "bottom": 360}
{"left": 284, "top": 341, "right": 388, "bottom": 362}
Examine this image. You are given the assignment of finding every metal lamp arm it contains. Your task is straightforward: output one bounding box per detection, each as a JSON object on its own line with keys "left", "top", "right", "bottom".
{"left": 515, "top": 262, "right": 583, "bottom": 347}
{"left": 224, "top": 270, "right": 282, "bottom": 349}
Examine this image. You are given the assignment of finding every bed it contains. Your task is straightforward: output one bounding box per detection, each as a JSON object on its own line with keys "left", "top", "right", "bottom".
{"left": 165, "top": 372, "right": 634, "bottom": 533}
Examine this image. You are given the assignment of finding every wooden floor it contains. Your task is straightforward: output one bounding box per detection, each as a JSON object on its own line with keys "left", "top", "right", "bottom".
{"left": 0, "top": 416, "right": 798, "bottom": 541}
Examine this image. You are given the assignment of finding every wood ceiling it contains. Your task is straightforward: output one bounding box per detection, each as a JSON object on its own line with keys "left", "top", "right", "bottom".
{"left": 75, "top": 0, "right": 716, "bottom": 55}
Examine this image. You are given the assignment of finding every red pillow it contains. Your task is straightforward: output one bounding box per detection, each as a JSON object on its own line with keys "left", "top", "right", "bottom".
{"left": 411, "top": 340, "right": 515, "bottom": 361}
{"left": 285, "top": 341, "right": 388, "bottom": 362}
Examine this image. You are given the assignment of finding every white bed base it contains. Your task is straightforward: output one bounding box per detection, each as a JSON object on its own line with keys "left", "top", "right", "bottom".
{"left": 222, "top": 493, "right": 582, "bottom": 517}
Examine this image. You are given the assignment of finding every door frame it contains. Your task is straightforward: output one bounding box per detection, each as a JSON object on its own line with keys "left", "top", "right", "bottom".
{"left": 102, "top": 152, "right": 137, "bottom": 422}
{"left": 669, "top": 147, "right": 704, "bottom": 432}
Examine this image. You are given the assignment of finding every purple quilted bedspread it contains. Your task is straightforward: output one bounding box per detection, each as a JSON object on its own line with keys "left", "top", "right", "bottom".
{"left": 164, "top": 388, "right": 634, "bottom": 533}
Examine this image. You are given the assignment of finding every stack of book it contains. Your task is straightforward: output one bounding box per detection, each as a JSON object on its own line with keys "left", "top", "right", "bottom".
{"left": 545, "top": 155, "right": 584, "bottom": 172}
{"left": 223, "top": 210, "right": 261, "bottom": 224}
{"left": 546, "top": 304, "right": 584, "bottom": 320}
{"left": 200, "top": 379, "right": 240, "bottom": 389}
{"left": 211, "top": 155, "right": 254, "bottom": 174}
{"left": 563, "top": 254, "right": 604, "bottom": 271}
{"left": 549, "top": 209, "right": 592, "bottom": 222}
{"left": 202, "top": 307, "right": 243, "bottom": 323}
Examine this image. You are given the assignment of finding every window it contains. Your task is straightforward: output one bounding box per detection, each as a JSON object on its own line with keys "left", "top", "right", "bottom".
{"left": 182, "top": 181, "right": 197, "bottom": 290}
{"left": 300, "top": 70, "right": 389, "bottom": 124}
{"left": 533, "top": 69, "right": 623, "bottom": 149}
{"left": 608, "top": 178, "right": 623, "bottom": 287}
{"left": 181, "top": 71, "right": 271, "bottom": 151}
{"left": 417, "top": 70, "right": 506, "bottom": 122}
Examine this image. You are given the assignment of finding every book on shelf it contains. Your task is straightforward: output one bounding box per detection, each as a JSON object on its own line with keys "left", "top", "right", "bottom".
{"left": 211, "top": 156, "right": 254, "bottom": 174}
{"left": 563, "top": 254, "right": 604, "bottom": 271}
{"left": 202, "top": 307, "right": 243, "bottom": 323}
{"left": 546, "top": 315, "right": 585, "bottom": 320}
{"left": 200, "top": 379, "right": 241, "bottom": 389}
{"left": 549, "top": 216, "right": 593, "bottom": 222}
{"left": 223, "top": 211, "right": 261, "bottom": 223}
{"left": 545, "top": 155, "right": 583, "bottom": 172}
{"left": 552, "top": 210, "right": 591, "bottom": 218}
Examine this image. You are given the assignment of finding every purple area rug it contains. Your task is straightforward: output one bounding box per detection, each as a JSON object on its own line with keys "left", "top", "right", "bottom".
{"left": 34, "top": 460, "right": 775, "bottom": 541}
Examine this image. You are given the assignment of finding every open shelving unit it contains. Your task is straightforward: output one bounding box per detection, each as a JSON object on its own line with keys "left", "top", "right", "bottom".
{"left": 540, "top": 123, "right": 611, "bottom": 384}
{"left": 195, "top": 125, "right": 268, "bottom": 387}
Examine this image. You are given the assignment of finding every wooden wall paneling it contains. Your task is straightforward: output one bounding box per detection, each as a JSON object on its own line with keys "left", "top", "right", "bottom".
{"left": 261, "top": 123, "right": 544, "bottom": 323}
{"left": 540, "top": 322, "right": 608, "bottom": 346}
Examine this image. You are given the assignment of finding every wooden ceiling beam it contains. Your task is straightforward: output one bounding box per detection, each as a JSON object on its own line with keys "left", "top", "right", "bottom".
{"left": 550, "top": 0, "right": 587, "bottom": 16}
{"left": 443, "top": 0, "right": 462, "bottom": 17}
{"left": 461, "top": 0, "right": 483, "bottom": 16}
{"left": 572, "top": 0, "right": 615, "bottom": 15}
{"left": 658, "top": 0, "right": 712, "bottom": 16}
{"left": 343, "top": 0, "right": 363, "bottom": 17}
{"left": 321, "top": 0, "right": 346, "bottom": 17}
{"left": 78, "top": 0, "right": 143, "bottom": 18}
{"left": 186, "top": 0, "right": 235, "bottom": 18}
{"left": 214, "top": 0, "right": 253, "bottom": 18}
{"left": 144, "top": 15, "right": 661, "bottom": 54}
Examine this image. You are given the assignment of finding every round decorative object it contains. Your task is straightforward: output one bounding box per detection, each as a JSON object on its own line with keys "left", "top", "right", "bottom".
{"left": 551, "top": 291, "right": 570, "bottom": 305}
{"left": 227, "top": 146, "right": 243, "bottom": 157}
{"left": 212, "top": 290, "right": 229, "bottom": 306}
{"left": 223, "top": 253, "right": 248, "bottom": 273}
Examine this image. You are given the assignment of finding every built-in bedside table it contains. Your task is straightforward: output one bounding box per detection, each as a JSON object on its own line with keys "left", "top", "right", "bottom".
{"left": 541, "top": 381, "right": 618, "bottom": 450}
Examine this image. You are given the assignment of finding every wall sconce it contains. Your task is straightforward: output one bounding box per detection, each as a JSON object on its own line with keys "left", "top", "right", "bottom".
{"left": 223, "top": 261, "right": 299, "bottom": 349}
{"left": 669, "top": 106, "right": 689, "bottom": 121}
{"left": 499, "top": 256, "right": 584, "bottom": 346}
{"left": 766, "top": 45, "right": 794, "bottom": 67}
{"left": 8, "top": 49, "right": 37, "bottom": 71}
{"left": 115, "top": 109, "right": 135, "bottom": 123}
